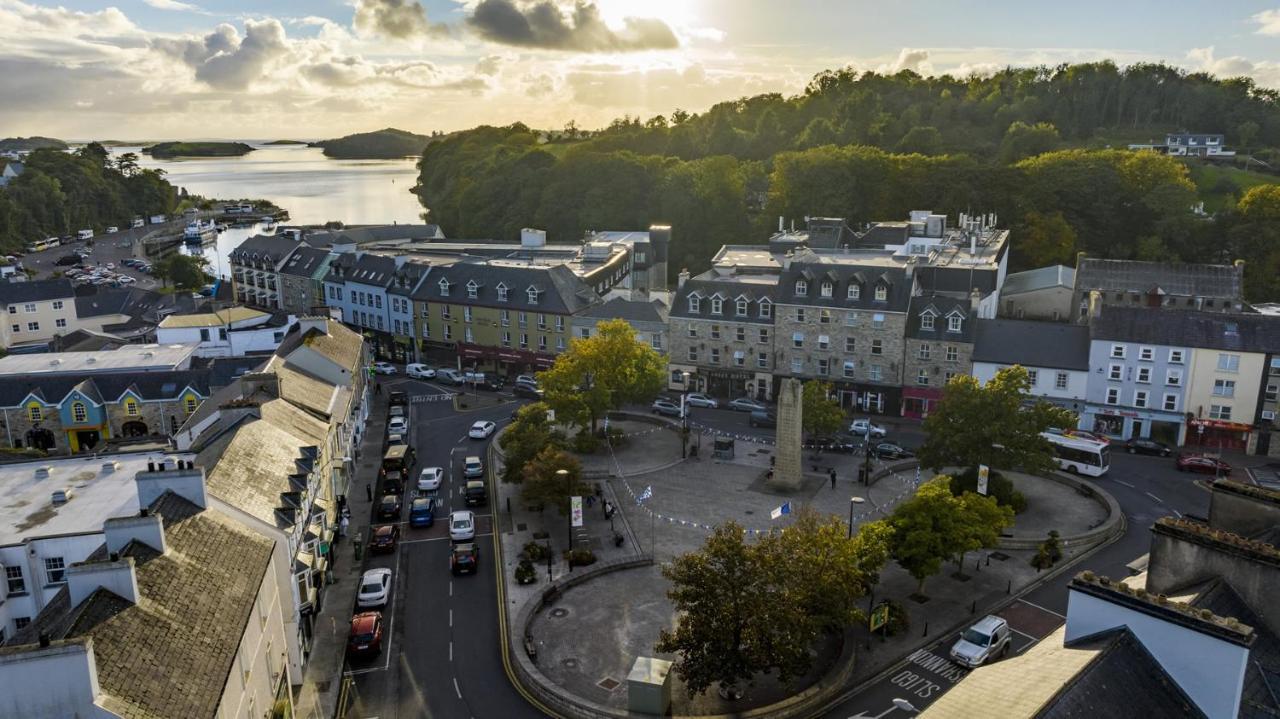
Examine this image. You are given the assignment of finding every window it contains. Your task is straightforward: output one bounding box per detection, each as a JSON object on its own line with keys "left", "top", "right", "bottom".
{"left": 1267, "top": 384, "right": 1279, "bottom": 402}
{"left": 518, "top": 312, "right": 527, "bottom": 328}
{"left": 920, "top": 314, "right": 935, "bottom": 331}
{"left": 795, "top": 280, "right": 808, "bottom": 296}
{"left": 688, "top": 347, "right": 698, "bottom": 362}
{"left": 843, "top": 360, "right": 856, "bottom": 378}
{"left": 734, "top": 350, "right": 745, "bottom": 367}
{"left": 872, "top": 313, "right": 885, "bottom": 329}
{"left": 500, "top": 309, "right": 510, "bottom": 327}
{"left": 502, "top": 331, "right": 511, "bottom": 347}
{"left": 421, "top": 304, "right": 430, "bottom": 317}
{"left": 1136, "top": 367, "right": 1151, "bottom": 384}
{"left": 845, "top": 337, "right": 856, "bottom": 352}
{"left": 792, "top": 332, "right": 804, "bottom": 349}
{"left": 759, "top": 328, "right": 769, "bottom": 344}
{"left": 52, "top": 300, "right": 63, "bottom": 310}
{"left": 848, "top": 284, "right": 861, "bottom": 300}
{"left": 1218, "top": 354, "right": 1240, "bottom": 372}
{"left": 736, "top": 299, "right": 748, "bottom": 316}
{"left": 375, "top": 316, "right": 383, "bottom": 330}
{"left": 555, "top": 316, "right": 564, "bottom": 332}
{"left": 687, "top": 326, "right": 697, "bottom": 338}
{"left": 818, "top": 335, "right": 830, "bottom": 350}
{"left": 791, "top": 358, "right": 803, "bottom": 373}
{"left": 1166, "top": 369, "right": 1182, "bottom": 386}
{"left": 6, "top": 565, "right": 25, "bottom": 595}
{"left": 871, "top": 339, "right": 883, "bottom": 355}
{"left": 945, "top": 346, "right": 958, "bottom": 362}
{"left": 1110, "top": 344, "right": 1126, "bottom": 359}
{"left": 651, "top": 335, "right": 663, "bottom": 350}
{"left": 13, "top": 617, "right": 29, "bottom": 630}
{"left": 1134, "top": 390, "right": 1149, "bottom": 408}
{"left": 1139, "top": 347, "right": 1154, "bottom": 361}
{"left": 56, "top": 319, "right": 67, "bottom": 332}
{"left": 869, "top": 364, "right": 883, "bottom": 382}
{"left": 1163, "top": 394, "right": 1178, "bottom": 412}
{"left": 1209, "top": 404, "right": 1232, "bottom": 420}
{"left": 22, "top": 303, "right": 35, "bottom": 313}
{"left": 820, "top": 281, "right": 833, "bottom": 298}
{"left": 443, "top": 324, "right": 452, "bottom": 340}
{"left": 874, "top": 284, "right": 888, "bottom": 301}
{"left": 845, "top": 311, "right": 858, "bottom": 326}
{"left": 758, "top": 352, "right": 768, "bottom": 369}
{"left": 125, "top": 400, "right": 138, "bottom": 416}
{"left": 519, "top": 333, "right": 528, "bottom": 349}
{"left": 736, "top": 327, "right": 746, "bottom": 342}
{"left": 421, "top": 323, "right": 430, "bottom": 339}
{"left": 817, "top": 358, "right": 829, "bottom": 375}
{"left": 539, "top": 335, "right": 548, "bottom": 351}
{"left": 711, "top": 297, "right": 723, "bottom": 315}
{"left": 184, "top": 396, "right": 197, "bottom": 414}
{"left": 1106, "top": 388, "right": 1120, "bottom": 405}
{"left": 945, "top": 371, "right": 957, "bottom": 383}
{"left": 688, "top": 296, "right": 700, "bottom": 313}
{"left": 820, "top": 309, "right": 832, "bottom": 324}
{"left": 556, "top": 337, "right": 566, "bottom": 351}
{"left": 759, "top": 300, "right": 772, "bottom": 319}
{"left": 1108, "top": 364, "right": 1123, "bottom": 381}
{"left": 72, "top": 402, "right": 86, "bottom": 423}
{"left": 45, "top": 557, "right": 66, "bottom": 584}
{"left": 5, "top": 305, "right": 12, "bottom": 314}
{"left": 497, "top": 284, "right": 509, "bottom": 302}
{"left": 1055, "top": 372, "right": 1068, "bottom": 390}
{"left": 10, "top": 324, "right": 17, "bottom": 334}
{"left": 463, "top": 307, "right": 472, "bottom": 323}
{"left": 1213, "top": 379, "right": 1236, "bottom": 397}
{"left": 441, "top": 305, "right": 451, "bottom": 320}
{"left": 466, "top": 281, "right": 478, "bottom": 299}
{"left": 710, "top": 325, "right": 721, "bottom": 340}
{"left": 527, "top": 288, "right": 539, "bottom": 305}
{"left": 918, "top": 344, "right": 930, "bottom": 360}
{"left": 947, "top": 315, "right": 962, "bottom": 332}
{"left": 1168, "top": 349, "right": 1184, "bottom": 364}
{"left": 795, "top": 308, "right": 806, "bottom": 323}
{"left": 916, "top": 369, "right": 929, "bottom": 385}
{"left": 537, "top": 313, "right": 546, "bottom": 329}
{"left": 1027, "top": 370, "right": 1038, "bottom": 386}
{"left": 26, "top": 322, "right": 38, "bottom": 332}
{"left": 464, "top": 327, "right": 473, "bottom": 343}
{"left": 374, "top": 295, "right": 382, "bottom": 309}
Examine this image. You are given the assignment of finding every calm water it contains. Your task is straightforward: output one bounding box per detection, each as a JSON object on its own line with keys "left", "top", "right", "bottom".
{"left": 110, "top": 143, "right": 425, "bottom": 280}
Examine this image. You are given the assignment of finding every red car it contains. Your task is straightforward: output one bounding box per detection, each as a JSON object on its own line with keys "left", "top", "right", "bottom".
{"left": 347, "top": 611, "right": 384, "bottom": 657}
{"left": 370, "top": 524, "right": 400, "bottom": 554}
{"left": 1176, "top": 453, "right": 1232, "bottom": 475}
{"left": 1064, "top": 429, "right": 1111, "bottom": 445}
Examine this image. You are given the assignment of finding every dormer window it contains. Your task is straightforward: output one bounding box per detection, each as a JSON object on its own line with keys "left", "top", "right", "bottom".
{"left": 820, "top": 282, "right": 833, "bottom": 298}
{"left": 874, "top": 284, "right": 888, "bottom": 301}
{"left": 527, "top": 287, "right": 540, "bottom": 305}
{"left": 711, "top": 297, "right": 723, "bottom": 315}
{"left": 920, "top": 314, "right": 935, "bottom": 331}
{"left": 795, "top": 280, "right": 807, "bottom": 297}
{"left": 736, "top": 299, "right": 748, "bottom": 316}
{"left": 497, "top": 283, "right": 509, "bottom": 302}
{"left": 438, "top": 278, "right": 451, "bottom": 297}
{"left": 759, "top": 298, "right": 772, "bottom": 319}
{"left": 466, "top": 280, "right": 479, "bottom": 299}
{"left": 688, "top": 295, "right": 701, "bottom": 313}
{"left": 948, "top": 315, "right": 962, "bottom": 332}
{"left": 848, "top": 284, "right": 860, "bottom": 300}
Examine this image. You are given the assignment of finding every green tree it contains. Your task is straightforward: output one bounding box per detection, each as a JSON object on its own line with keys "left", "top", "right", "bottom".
{"left": 154, "top": 253, "right": 208, "bottom": 290}
{"left": 917, "top": 366, "right": 1076, "bottom": 476}
{"left": 539, "top": 318, "right": 666, "bottom": 432}
{"left": 801, "top": 380, "right": 843, "bottom": 437}
{"left": 518, "top": 446, "right": 589, "bottom": 513}
{"left": 497, "top": 402, "right": 566, "bottom": 484}
{"left": 888, "top": 477, "right": 961, "bottom": 594}
{"left": 896, "top": 126, "right": 942, "bottom": 155}
{"left": 1016, "top": 210, "right": 1077, "bottom": 268}
{"left": 1236, "top": 121, "right": 1260, "bottom": 151}
{"left": 950, "top": 486, "right": 1015, "bottom": 572}
{"left": 998, "top": 121, "right": 1061, "bottom": 164}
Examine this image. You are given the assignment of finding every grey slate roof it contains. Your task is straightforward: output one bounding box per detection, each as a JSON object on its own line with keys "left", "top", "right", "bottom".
{"left": 1002, "top": 265, "right": 1075, "bottom": 296}
{"left": 229, "top": 234, "right": 303, "bottom": 266}
{"left": 575, "top": 296, "right": 667, "bottom": 325}
{"left": 0, "top": 370, "right": 211, "bottom": 407}
{"left": 1040, "top": 628, "right": 1205, "bottom": 718}
{"left": 0, "top": 278, "right": 74, "bottom": 305}
{"left": 971, "top": 318, "right": 1091, "bottom": 370}
{"left": 74, "top": 286, "right": 196, "bottom": 321}
{"left": 1076, "top": 258, "right": 1243, "bottom": 299}
{"left": 309, "top": 224, "right": 443, "bottom": 246}
{"left": 1091, "top": 307, "right": 1280, "bottom": 354}
{"left": 777, "top": 253, "right": 914, "bottom": 312}
{"left": 12, "top": 491, "right": 274, "bottom": 719}
{"left": 905, "top": 295, "right": 974, "bottom": 342}
{"left": 1190, "top": 580, "right": 1280, "bottom": 718}
{"left": 411, "top": 260, "right": 598, "bottom": 315}
{"left": 279, "top": 246, "right": 332, "bottom": 278}
{"left": 669, "top": 275, "right": 777, "bottom": 325}
{"left": 324, "top": 252, "right": 398, "bottom": 287}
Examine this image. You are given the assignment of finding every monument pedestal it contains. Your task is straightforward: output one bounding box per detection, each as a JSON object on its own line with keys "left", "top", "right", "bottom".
{"left": 627, "top": 656, "right": 673, "bottom": 715}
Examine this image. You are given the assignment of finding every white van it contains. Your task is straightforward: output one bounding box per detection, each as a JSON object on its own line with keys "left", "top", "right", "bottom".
{"left": 105, "top": 226, "right": 118, "bottom": 234}
{"left": 76, "top": 229, "right": 93, "bottom": 241}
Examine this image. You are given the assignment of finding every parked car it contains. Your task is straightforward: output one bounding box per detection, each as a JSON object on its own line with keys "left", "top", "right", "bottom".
{"left": 406, "top": 363, "right": 435, "bottom": 379}
{"left": 451, "top": 543, "right": 480, "bottom": 575}
{"left": 749, "top": 409, "right": 776, "bottom": 428}
{"left": 55, "top": 254, "right": 80, "bottom": 266}
{"left": 1176, "top": 453, "right": 1232, "bottom": 475}
{"left": 469, "top": 420, "right": 496, "bottom": 439}
{"left": 449, "top": 510, "right": 476, "bottom": 541}
{"left": 409, "top": 496, "right": 436, "bottom": 528}
{"left": 369, "top": 524, "right": 400, "bottom": 554}
{"left": 684, "top": 392, "right": 718, "bottom": 409}
{"left": 372, "top": 361, "right": 397, "bottom": 375}
{"left": 1124, "top": 438, "right": 1172, "bottom": 457}
{"left": 377, "top": 493, "right": 403, "bottom": 520}
{"left": 729, "top": 397, "right": 767, "bottom": 412}
{"left": 357, "top": 568, "right": 393, "bottom": 608}
{"left": 875, "top": 441, "right": 915, "bottom": 460}
{"left": 464, "top": 480, "right": 487, "bottom": 506}
{"left": 387, "top": 416, "right": 409, "bottom": 435}
{"left": 1064, "top": 429, "right": 1111, "bottom": 445}
{"left": 437, "top": 368, "right": 465, "bottom": 385}
{"left": 849, "top": 419, "right": 887, "bottom": 438}
{"left": 385, "top": 433, "right": 405, "bottom": 448}
{"left": 463, "top": 455, "right": 484, "bottom": 479}
{"left": 651, "top": 399, "right": 684, "bottom": 418}
{"left": 347, "top": 612, "right": 384, "bottom": 657}
{"left": 515, "top": 374, "right": 538, "bottom": 386}
{"left": 417, "top": 466, "right": 444, "bottom": 492}
{"left": 810, "top": 434, "right": 859, "bottom": 453}
{"left": 950, "top": 615, "right": 1012, "bottom": 668}
{"left": 389, "top": 390, "right": 408, "bottom": 407}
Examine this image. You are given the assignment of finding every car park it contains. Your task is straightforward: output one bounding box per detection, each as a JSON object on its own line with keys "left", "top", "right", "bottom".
{"left": 684, "top": 393, "right": 718, "bottom": 408}
{"left": 449, "top": 510, "right": 476, "bottom": 541}
{"left": 1124, "top": 438, "right": 1172, "bottom": 457}
{"left": 357, "top": 568, "right": 393, "bottom": 608}
{"left": 372, "top": 361, "right": 397, "bottom": 375}
{"left": 417, "top": 466, "right": 444, "bottom": 492}
{"left": 370, "top": 524, "right": 400, "bottom": 554}
{"left": 728, "top": 397, "right": 767, "bottom": 412}
{"left": 950, "top": 615, "right": 1012, "bottom": 668}
{"left": 651, "top": 399, "right": 684, "bottom": 418}
{"left": 406, "top": 363, "right": 435, "bottom": 379}
{"left": 469, "top": 420, "right": 496, "bottom": 439}
{"left": 451, "top": 543, "right": 480, "bottom": 575}
{"left": 409, "top": 496, "right": 436, "bottom": 528}
{"left": 463, "top": 456, "right": 484, "bottom": 479}
{"left": 875, "top": 441, "right": 915, "bottom": 460}
{"left": 347, "top": 612, "right": 384, "bottom": 657}
{"left": 749, "top": 409, "right": 776, "bottom": 428}
{"left": 377, "top": 493, "right": 403, "bottom": 520}
{"left": 513, "top": 384, "right": 544, "bottom": 400}
{"left": 387, "top": 416, "right": 409, "bottom": 435}
{"left": 849, "top": 419, "right": 887, "bottom": 438}
{"left": 464, "top": 480, "right": 487, "bottom": 506}
{"left": 1176, "top": 453, "right": 1232, "bottom": 475}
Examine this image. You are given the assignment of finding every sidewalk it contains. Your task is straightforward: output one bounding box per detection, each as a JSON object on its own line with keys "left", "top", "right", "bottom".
{"left": 293, "top": 392, "right": 386, "bottom": 719}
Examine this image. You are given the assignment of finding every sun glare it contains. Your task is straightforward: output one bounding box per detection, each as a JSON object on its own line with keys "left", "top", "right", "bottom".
{"left": 595, "top": 0, "right": 700, "bottom": 30}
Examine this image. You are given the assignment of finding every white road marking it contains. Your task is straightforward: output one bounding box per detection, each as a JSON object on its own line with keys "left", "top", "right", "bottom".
{"left": 449, "top": 641, "right": 453, "bottom": 662}
{"left": 1115, "top": 480, "right": 1135, "bottom": 488}
{"left": 1145, "top": 491, "right": 1164, "bottom": 504}
{"left": 399, "top": 536, "right": 452, "bottom": 545}
{"left": 1009, "top": 626, "right": 1040, "bottom": 642}
{"left": 449, "top": 609, "right": 453, "bottom": 627}
{"left": 449, "top": 581, "right": 453, "bottom": 597}
{"left": 1173, "top": 509, "right": 1183, "bottom": 518}
{"left": 453, "top": 677, "right": 462, "bottom": 699}
{"left": 1017, "top": 598, "right": 1067, "bottom": 619}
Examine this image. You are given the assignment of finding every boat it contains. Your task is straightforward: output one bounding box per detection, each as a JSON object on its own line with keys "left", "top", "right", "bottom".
{"left": 183, "top": 220, "right": 218, "bottom": 244}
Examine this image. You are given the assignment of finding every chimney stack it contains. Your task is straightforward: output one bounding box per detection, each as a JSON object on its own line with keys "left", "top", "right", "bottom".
{"left": 677, "top": 268, "right": 690, "bottom": 290}
{"left": 969, "top": 287, "right": 981, "bottom": 313}
{"left": 67, "top": 556, "right": 139, "bottom": 608}
{"left": 104, "top": 509, "right": 166, "bottom": 555}
{"left": 135, "top": 462, "right": 207, "bottom": 510}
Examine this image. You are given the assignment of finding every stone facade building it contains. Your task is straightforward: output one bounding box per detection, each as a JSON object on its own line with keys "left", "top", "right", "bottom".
{"left": 1071, "top": 256, "right": 1246, "bottom": 322}
{"left": 668, "top": 272, "right": 778, "bottom": 400}
{"left": 901, "top": 294, "right": 977, "bottom": 419}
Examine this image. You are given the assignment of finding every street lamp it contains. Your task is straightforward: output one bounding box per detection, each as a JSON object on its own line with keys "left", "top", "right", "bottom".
{"left": 680, "top": 371, "right": 691, "bottom": 459}
{"left": 848, "top": 496, "right": 865, "bottom": 539}
{"left": 557, "top": 469, "right": 572, "bottom": 571}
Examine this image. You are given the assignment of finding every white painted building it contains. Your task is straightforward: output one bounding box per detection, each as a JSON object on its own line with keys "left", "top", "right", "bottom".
{"left": 971, "top": 318, "right": 1091, "bottom": 416}
{"left": 156, "top": 307, "right": 296, "bottom": 358}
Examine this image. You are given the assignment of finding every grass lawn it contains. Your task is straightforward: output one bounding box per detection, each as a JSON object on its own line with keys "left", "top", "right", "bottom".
{"left": 1184, "top": 160, "right": 1277, "bottom": 213}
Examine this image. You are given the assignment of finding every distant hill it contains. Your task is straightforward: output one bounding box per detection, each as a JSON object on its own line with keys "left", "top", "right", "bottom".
{"left": 264, "top": 139, "right": 308, "bottom": 145}
{"left": 311, "top": 128, "right": 434, "bottom": 159}
{"left": 0, "top": 136, "right": 68, "bottom": 152}
{"left": 142, "top": 142, "right": 254, "bottom": 159}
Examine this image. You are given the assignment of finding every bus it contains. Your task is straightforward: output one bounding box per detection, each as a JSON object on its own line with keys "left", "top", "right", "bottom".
{"left": 1041, "top": 432, "right": 1110, "bottom": 477}
{"left": 26, "top": 237, "right": 59, "bottom": 253}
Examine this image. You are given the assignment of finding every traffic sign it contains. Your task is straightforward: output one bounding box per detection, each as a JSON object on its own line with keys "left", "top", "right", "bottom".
{"left": 869, "top": 602, "right": 890, "bottom": 632}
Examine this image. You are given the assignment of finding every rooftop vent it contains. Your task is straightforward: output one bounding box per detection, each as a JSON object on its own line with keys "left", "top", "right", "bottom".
{"left": 51, "top": 488, "right": 72, "bottom": 505}
{"left": 101, "top": 461, "right": 119, "bottom": 473}
{"left": 34, "top": 465, "right": 52, "bottom": 479}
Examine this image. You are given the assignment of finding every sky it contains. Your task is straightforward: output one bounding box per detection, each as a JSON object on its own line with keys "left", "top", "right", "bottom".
{"left": 4, "top": 0, "right": 1280, "bottom": 141}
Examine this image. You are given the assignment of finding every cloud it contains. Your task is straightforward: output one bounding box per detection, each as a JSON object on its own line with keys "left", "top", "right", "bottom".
{"left": 467, "top": 0, "right": 678, "bottom": 52}
{"left": 153, "top": 18, "right": 291, "bottom": 90}
{"left": 353, "top": 0, "right": 449, "bottom": 39}
{"left": 1187, "top": 46, "right": 1280, "bottom": 86}
{"left": 143, "top": 0, "right": 202, "bottom": 11}
{"left": 879, "top": 48, "right": 932, "bottom": 74}
{"left": 1252, "top": 9, "right": 1280, "bottom": 36}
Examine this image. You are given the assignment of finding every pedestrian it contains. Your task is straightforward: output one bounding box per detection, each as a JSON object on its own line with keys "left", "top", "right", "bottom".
{"left": 830, "top": 469, "right": 837, "bottom": 489}
{"left": 375, "top": 381, "right": 381, "bottom": 395}
{"left": 339, "top": 514, "right": 349, "bottom": 538}
{"left": 365, "top": 482, "right": 373, "bottom": 502}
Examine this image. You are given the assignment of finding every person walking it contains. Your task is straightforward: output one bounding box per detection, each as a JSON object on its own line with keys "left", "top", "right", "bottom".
{"left": 830, "top": 469, "right": 837, "bottom": 489}
{"left": 339, "top": 514, "right": 350, "bottom": 538}
{"left": 366, "top": 482, "right": 373, "bottom": 502}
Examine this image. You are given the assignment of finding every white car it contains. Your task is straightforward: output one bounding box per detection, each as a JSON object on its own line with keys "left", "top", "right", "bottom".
{"left": 418, "top": 466, "right": 444, "bottom": 492}
{"left": 469, "top": 420, "right": 496, "bottom": 440}
{"left": 849, "top": 419, "right": 887, "bottom": 438}
{"left": 684, "top": 393, "right": 718, "bottom": 409}
{"left": 387, "top": 416, "right": 409, "bottom": 435}
{"left": 372, "top": 361, "right": 397, "bottom": 375}
{"left": 406, "top": 363, "right": 435, "bottom": 379}
{"left": 449, "top": 510, "right": 476, "bottom": 541}
{"left": 356, "top": 568, "right": 393, "bottom": 608}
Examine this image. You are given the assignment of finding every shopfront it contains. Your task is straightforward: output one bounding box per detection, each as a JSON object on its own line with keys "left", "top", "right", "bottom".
{"left": 457, "top": 343, "right": 556, "bottom": 377}
{"left": 1085, "top": 405, "right": 1186, "bottom": 445}
{"left": 823, "top": 380, "right": 902, "bottom": 417}
{"left": 1187, "top": 418, "right": 1253, "bottom": 452}
{"left": 902, "top": 387, "right": 943, "bottom": 420}
{"left": 703, "top": 368, "right": 755, "bottom": 400}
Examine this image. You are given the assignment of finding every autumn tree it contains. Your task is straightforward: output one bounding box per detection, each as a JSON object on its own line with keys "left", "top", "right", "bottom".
{"left": 539, "top": 318, "right": 666, "bottom": 433}
{"left": 917, "top": 366, "right": 1076, "bottom": 476}
{"left": 497, "top": 402, "right": 566, "bottom": 484}
{"left": 801, "top": 380, "right": 844, "bottom": 437}
{"left": 518, "top": 446, "right": 589, "bottom": 514}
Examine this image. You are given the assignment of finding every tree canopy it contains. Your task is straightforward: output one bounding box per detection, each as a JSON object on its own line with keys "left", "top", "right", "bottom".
{"left": 518, "top": 446, "right": 589, "bottom": 514}
{"left": 888, "top": 475, "right": 1013, "bottom": 594}
{"left": 497, "top": 402, "right": 566, "bottom": 484}
{"left": 538, "top": 318, "right": 666, "bottom": 432}
{"left": 801, "top": 381, "right": 844, "bottom": 437}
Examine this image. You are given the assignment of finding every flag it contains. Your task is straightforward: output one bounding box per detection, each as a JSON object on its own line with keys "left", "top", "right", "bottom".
{"left": 636, "top": 485, "right": 653, "bottom": 505}
{"left": 770, "top": 502, "right": 791, "bottom": 520}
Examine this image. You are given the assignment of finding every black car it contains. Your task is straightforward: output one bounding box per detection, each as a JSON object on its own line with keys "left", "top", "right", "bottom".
{"left": 1124, "top": 438, "right": 1172, "bottom": 457}
{"left": 513, "top": 384, "right": 543, "bottom": 400}
{"left": 389, "top": 390, "right": 408, "bottom": 407}
{"left": 875, "top": 441, "right": 915, "bottom": 460}
{"left": 377, "top": 494, "right": 403, "bottom": 521}
{"left": 55, "top": 254, "right": 80, "bottom": 266}
{"left": 451, "top": 543, "right": 479, "bottom": 575}
{"left": 749, "top": 409, "right": 776, "bottom": 428}
{"left": 811, "top": 434, "right": 860, "bottom": 453}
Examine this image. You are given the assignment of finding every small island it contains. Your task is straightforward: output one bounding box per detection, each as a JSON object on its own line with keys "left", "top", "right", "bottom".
{"left": 142, "top": 141, "right": 255, "bottom": 159}
{"left": 264, "top": 139, "right": 308, "bottom": 146}
{"left": 0, "top": 136, "right": 68, "bottom": 152}
{"left": 310, "top": 128, "right": 434, "bottom": 159}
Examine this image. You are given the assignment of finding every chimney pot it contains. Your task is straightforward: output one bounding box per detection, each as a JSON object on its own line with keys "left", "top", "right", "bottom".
{"left": 147, "top": 461, "right": 155, "bottom": 472}
{"left": 38, "top": 633, "right": 50, "bottom": 648}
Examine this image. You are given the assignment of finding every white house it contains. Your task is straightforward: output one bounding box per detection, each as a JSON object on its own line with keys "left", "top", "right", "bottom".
{"left": 155, "top": 307, "right": 296, "bottom": 357}
{"left": 971, "top": 318, "right": 1091, "bottom": 417}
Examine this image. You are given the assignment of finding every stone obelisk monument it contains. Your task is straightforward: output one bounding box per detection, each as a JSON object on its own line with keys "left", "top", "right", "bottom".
{"left": 769, "top": 377, "right": 803, "bottom": 490}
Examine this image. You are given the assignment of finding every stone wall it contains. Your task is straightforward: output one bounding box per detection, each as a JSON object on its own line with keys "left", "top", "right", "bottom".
{"left": 901, "top": 338, "right": 973, "bottom": 392}
{"left": 774, "top": 305, "right": 907, "bottom": 386}
{"left": 1208, "top": 481, "right": 1280, "bottom": 539}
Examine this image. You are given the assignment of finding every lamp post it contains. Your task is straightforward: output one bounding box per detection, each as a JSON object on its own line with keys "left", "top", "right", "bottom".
{"left": 557, "top": 468, "right": 572, "bottom": 570}
{"left": 680, "top": 371, "right": 691, "bottom": 459}
{"left": 848, "top": 496, "right": 865, "bottom": 539}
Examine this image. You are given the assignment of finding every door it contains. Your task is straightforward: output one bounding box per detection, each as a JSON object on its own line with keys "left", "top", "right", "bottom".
{"left": 76, "top": 430, "right": 101, "bottom": 451}
{"left": 1130, "top": 420, "right": 1143, "bottom": 440}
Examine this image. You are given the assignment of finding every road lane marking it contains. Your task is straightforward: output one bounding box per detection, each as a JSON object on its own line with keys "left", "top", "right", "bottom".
{"left": 449, "top": 641, "right": 453, "bottom": 662}
{"left": 400, "top": 536, "right": 452, "bottom": 545}
{"left": 1115, "top": 480, "right": 1135, "bottom": 488}
{"left": 450, "top": 609, "right": 453, "bottom": 627}
{"left": 1009, "top": 627, "right": 1039, "bottom": 642}
{"left": 1145, "top": 491, "right": 1164, "bottom": 504}
{"left": 1017, "top": 598, "right": 1066, "bottom": 619}
{"left": 450, "top": 581, "right": 453, "bottom": 597}
{"left": 453, "top": 677, "right": 462, "bottom": 699}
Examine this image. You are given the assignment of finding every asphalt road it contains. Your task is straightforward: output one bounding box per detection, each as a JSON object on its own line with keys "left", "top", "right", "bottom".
{"left": 346, "top": 373, "right": 546, "bottom": 719}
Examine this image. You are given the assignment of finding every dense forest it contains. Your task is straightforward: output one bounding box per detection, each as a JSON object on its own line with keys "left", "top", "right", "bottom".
{"left": 0, "top": 136, "right": 68, "bottom": 153}
{"left": 312, "top": 127, "right": 440, "bottom": 159}
{"left": 414, "top": 61, "right": 1280, "bottom": 301}
{"left": 142, "top": 142, "right": 254, "bottom": 159}
{"left": 0, "top": 143, "right": 177, "bottom": 250}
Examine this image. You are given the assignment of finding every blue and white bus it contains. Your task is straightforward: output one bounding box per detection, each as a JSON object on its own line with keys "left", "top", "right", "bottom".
{"left": 1041, "top": 432, "right": 1110, "bottom": 477}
